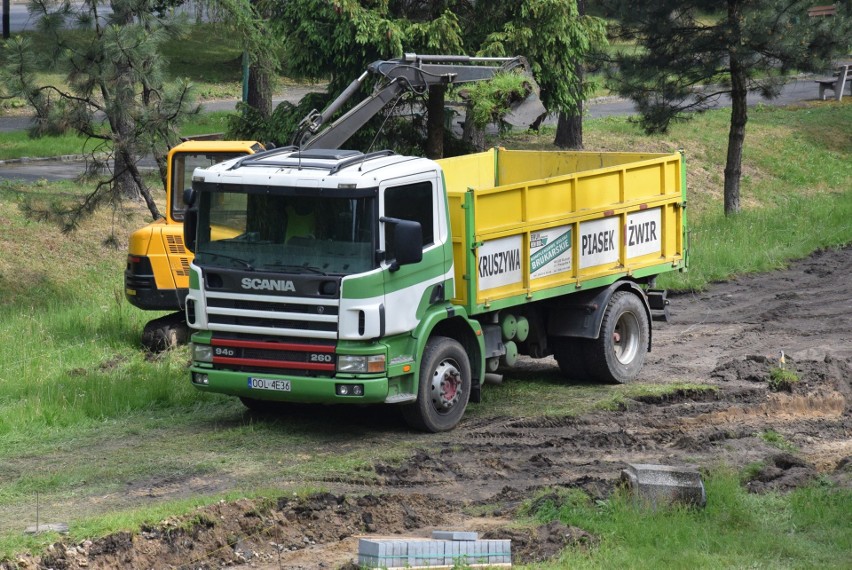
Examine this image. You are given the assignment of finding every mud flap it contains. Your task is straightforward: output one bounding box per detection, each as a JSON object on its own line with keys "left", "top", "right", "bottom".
{"left": 647, "top": 289, "right": 670, "bottom": 322}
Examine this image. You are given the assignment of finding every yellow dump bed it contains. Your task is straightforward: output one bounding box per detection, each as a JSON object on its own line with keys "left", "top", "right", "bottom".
{"left": 437, "top": 148, "right": 687, "bottom": 314}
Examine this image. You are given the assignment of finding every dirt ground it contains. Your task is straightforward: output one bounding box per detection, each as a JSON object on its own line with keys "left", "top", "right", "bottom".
{"left": 6, "top": 246, "right": 851, "bottom": 569}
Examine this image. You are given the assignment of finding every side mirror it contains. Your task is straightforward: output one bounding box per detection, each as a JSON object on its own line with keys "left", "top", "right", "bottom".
{"left": 381, "top": 217, "right": 422, "bottom": 271}
{"left": 184, "top": 207, "right": 198, "bottom": 254}
{"left": 183, "top": 187, "right": 196, "bottom": 207}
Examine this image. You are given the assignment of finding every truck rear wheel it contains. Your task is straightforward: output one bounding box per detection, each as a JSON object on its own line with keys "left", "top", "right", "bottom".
{"left": 552, "top": 339, "right": 590, "bottom": 382}
{"left": 585, "top": 291, "right": 649, "bottom": 384}
{"left": 402, "top": 336, "right": 471, "bottom": 433}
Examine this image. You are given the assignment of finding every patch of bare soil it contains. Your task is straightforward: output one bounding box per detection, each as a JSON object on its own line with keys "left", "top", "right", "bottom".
{"left": 6, "top": 247, "right": 851, "bottom": 569}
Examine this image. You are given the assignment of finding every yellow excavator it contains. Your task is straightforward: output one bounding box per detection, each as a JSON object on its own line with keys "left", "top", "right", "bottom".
{"left": 125, "top": 140, "right": 263, "bottom": 350}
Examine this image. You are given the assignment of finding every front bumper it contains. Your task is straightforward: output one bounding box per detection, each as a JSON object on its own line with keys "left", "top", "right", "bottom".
{"left": 189, "top": 366, "right": 391, "bottom": 404}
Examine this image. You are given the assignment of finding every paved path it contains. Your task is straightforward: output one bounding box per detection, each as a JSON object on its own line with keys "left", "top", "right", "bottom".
{"left": 0, "top": 76, "right": 832, "bottom": 181}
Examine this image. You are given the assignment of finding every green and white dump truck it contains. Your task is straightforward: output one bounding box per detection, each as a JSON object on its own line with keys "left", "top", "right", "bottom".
{"left": 183, "top": 55, "right": 688, "bottom": 432}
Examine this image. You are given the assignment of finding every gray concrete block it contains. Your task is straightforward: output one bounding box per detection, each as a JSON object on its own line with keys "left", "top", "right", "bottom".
{"left": 448, "top": 540, "right": 461, "bottom": 565}
{"left": 358, "top": 538, "right": 381, "bottom": 566}
{"left": 432, "top": 530, "right": 478, "bottom": 541}
{"left": 357, "top": 536, "right": 516, "bottom": 568}
{"left": 390, "top": 540, "right": 405, "bottom": 567}
{"left": 622, "top": 463, "right": 706, "bottom": 508}
{"left": 408, "top": 540, "right": 424, "bottom": 567}
{"left": 432, "top": 540, "right": 445, "bottom": 565}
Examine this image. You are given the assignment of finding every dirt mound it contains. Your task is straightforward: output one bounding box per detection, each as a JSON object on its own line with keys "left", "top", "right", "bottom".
{"left": 744, "top": 453, "right": 819, "bottom": 494}
{"left": 6, "top": 493, "right": 591, "bottom": 569}
{"left": 7, "top": 247, "right": 852, "bottom": 568}
{"left": 8, "top": 494, "right": 453, "bottom": 569}
{"left": 482, "top": 520, "right": 597, "bottom": 563}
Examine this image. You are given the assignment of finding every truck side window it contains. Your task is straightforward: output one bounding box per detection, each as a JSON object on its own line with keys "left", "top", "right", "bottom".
{"left": 384, "top": 182, "right": 434, "bottom": 256}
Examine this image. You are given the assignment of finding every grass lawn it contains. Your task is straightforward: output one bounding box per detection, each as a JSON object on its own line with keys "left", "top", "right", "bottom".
{"left": 0, "top": 98, "right": 850, "bottom": 562}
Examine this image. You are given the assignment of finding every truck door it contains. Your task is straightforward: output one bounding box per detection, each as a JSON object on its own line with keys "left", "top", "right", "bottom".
{"left": 380, "top": 174, "right": 450, "bottom": 337}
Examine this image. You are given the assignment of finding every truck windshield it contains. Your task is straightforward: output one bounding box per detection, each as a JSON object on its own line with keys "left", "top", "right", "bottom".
{"left": 194, "top": 190, "right": 376, "bottom": 275}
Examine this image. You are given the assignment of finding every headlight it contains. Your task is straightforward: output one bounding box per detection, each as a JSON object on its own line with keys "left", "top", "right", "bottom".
{"left": 337, "top": 354, "right": 386, "bottom": 373}
{"left": 193, "top": 343, "right": 213, "bottom": 363}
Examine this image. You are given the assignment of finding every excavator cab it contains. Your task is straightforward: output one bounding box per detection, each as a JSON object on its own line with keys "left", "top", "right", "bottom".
{"left": 125, "top": 140, "right": 263, "bottom": 350}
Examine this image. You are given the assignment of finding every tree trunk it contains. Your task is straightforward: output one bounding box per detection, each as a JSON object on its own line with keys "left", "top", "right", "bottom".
{"left": 247, "top": 62, "right": 272, "bottom": 117}
{"left": 554, "top": 108, "right": 583, "bottom": 149}
{"left": 113, "top": 141, "right": 140, "bottom": 201}
{"left": 723, "top": 73, "right": 746, "bottom": 216}
{"left": 246, "top": 0, "right": 273, "bottom": 118}
{"left": 462, "top": 104, "right": 486, "bottom": 151}
{"left": 425, "top": 84, "right": 445, "bottom": 159}
{"left": 120, "top": 146, "right": 161, "bottom": 219}
{"left": 110, "top": 1, "right": 141, "bottom": 203}
{"left": 724, "top": 2, "right": 746, "bottom": 216}
{"left": 554, "top": 0, "right": 585, "bottom": 149}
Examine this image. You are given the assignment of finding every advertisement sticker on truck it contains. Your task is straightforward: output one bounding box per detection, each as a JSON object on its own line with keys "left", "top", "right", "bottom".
{"left": 580, "top": 217, "right": 620, "bottom": 268}
{"left": 530, "top": 226, "right": 572, "bottom": 279}
{"left": 626, "top": 208, "right": 662, "bottom": 259}
{"left": 478, "top": 235, "right": 522, "bottom": 291}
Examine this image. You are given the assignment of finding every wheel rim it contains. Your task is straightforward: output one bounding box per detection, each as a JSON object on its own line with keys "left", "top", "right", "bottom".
{"left": 430, "top": 359, "right": 462, "bottom": 413}
{"left": 612, "top": 311, "right": 641, "bottom": 365}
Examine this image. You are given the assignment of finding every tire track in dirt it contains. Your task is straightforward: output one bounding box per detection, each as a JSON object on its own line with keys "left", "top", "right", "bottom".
{"left": 7, "top": 248, "right": 850, "bottom": 570}
{"left": 368, "top": 247, "right": 852, "bottom": 502}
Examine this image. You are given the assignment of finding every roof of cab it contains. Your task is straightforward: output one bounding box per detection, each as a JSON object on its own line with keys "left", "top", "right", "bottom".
{"left": 196, "top": 148, "right": 438, "bottom": 189}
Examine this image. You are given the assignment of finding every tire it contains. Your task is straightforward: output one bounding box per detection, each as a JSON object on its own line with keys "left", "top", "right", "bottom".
{"left": 402, "top": 336, "right": 471, "bottom": 433}
{"left": 552, "top": 338, "right": 590, "bottom": 382}
{"left": 585, "top": 291, "right": 649, "bottom": 384}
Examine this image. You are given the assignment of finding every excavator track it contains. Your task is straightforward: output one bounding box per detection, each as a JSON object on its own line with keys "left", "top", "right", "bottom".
{"left": 141, "top": 311, "right": 189, "bottom": 352}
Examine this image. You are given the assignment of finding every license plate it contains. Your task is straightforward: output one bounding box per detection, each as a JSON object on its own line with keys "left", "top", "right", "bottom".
{"left": 247, "top": 377, "right": 291, "bottom": 392}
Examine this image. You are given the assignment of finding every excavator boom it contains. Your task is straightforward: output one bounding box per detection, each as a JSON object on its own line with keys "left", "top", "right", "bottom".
{"left": 294, "top": 53, "right": 544, "bottom": 150}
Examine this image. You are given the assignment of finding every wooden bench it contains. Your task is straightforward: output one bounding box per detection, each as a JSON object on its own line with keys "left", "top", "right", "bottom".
{"left": 816, "top": 64, "right": 851, "bottom": 101}
{"left": 808, "top": 5, "right": 837, "bottom": 17}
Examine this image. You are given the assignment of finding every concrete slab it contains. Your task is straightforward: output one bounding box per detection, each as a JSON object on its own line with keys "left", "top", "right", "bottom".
{"left": 432, "top": 530, "right": 478, "bottom": 541}
{"left": 356, "top": 534, "right": 513, "bottom": 569}
{"left": 621, "top": 463, "right": 706, "bottom": 508}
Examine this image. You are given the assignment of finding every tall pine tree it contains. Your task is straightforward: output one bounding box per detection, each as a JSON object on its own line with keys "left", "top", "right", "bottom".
{"left": 1, "top": 0, "right": 200, "bottom": 224}
{"left": 608, "top": 0, "right": 851, "bottom": 215}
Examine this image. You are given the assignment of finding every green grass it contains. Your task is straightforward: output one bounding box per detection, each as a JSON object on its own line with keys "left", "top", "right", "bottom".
{"left": 0, "top": 23, "right": 269, "bottom": 113}
{"left": 0, "top": 111, "right": 238, "bottom": 161}
{"left": 760, "top": 429, "right": 798, "bottom": 453}
{"left": 0, "top": 101, "right": 850, "bottom": 560}
{"left": 519, "top": 472, "right": 852, "bottom": 569}
{"left": 0, "top": 130, "right": 101, "bottom": 161}
{"left": 161, "top": 24, "right": 245, "bottom": 97}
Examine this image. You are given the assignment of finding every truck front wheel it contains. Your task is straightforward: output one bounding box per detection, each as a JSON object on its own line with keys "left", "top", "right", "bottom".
{"left": 402, "top": 336, "right": 471, "bottom": 432}
{"left": 586, "top": 291, "right": 649, "bottom": 384}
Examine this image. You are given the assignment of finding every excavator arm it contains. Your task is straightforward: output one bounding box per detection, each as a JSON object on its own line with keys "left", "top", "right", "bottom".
{"left": 294, "top": 53, "right": 544, "bottom": 150}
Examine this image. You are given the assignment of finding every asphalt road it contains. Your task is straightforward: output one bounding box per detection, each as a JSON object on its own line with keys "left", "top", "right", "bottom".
{"left": 0, "top": 76, "right": 839, "bottom": 181}
{"left": 3, "top": 1, "right": 204, "bottom": 33}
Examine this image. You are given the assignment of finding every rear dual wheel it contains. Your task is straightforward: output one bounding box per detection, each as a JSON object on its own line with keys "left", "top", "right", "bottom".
{"left": 554, "top": 291, "right": 649, "bottom": 384}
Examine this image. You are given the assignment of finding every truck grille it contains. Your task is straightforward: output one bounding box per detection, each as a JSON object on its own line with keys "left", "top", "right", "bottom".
{"left": 210, "top": 337, "right": 336, "bottom": 376}
{"left": 203, "top": 291, "right": 339, "bottom": 340}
